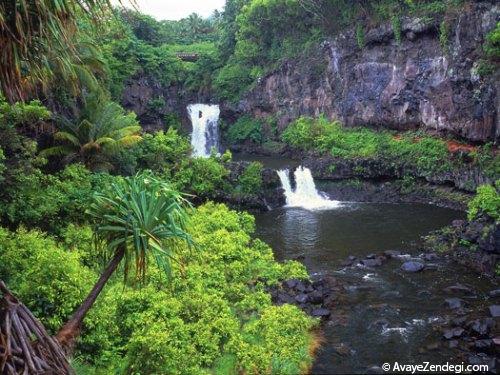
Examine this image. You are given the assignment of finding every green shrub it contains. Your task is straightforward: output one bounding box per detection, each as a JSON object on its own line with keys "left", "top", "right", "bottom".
{"left": 467, "top": 184, "right": 500, "bottom": 221}
{"left": 0, "top": 228, "right": 95, "bottom": 332}
{"left": 356, "top": 24, "right": 365, "bottom": 48}
{"left": 70, "top": 203, "right": 313, "bottom": 373}
{"left": 439, "top": 19, "right": 450, "bottom": 52}
{"left": 135, "top": 128, "right": 191, "bottom": 172}
{"left": 125, "top": 289, "right": 240, "bottom": 374}
{"left": 228, "top": 304, "right": 317, "bottom": 374}
{"left": 281, "top": 116, "right": 337, "bottom": 151}
{"left": 214, "top": 62, "right": 253, "bottom": 101}
{"left": 0, "top": 147, "right": 5, "bottom": 182}
{"left": 387, "top": 134, "right": 450, "bottom": 173}
{"left": 484, "top": 22, "right": 500, "bottom": 59}
{"left": 472, "top": 143, "right": 500, "bottom": 179}
{"left": 1, "top": 164, "right": 90, "bottom": 230}
{"left": 237, "top": 162, "right": 263, "bottom": 195}
{"left": 391, "top": 15, "right": 402, "bottom": 45}
{"left": 173, "top": 157, "right": 230, "bottom": 196}
{"left": 227, "top": 116, "right": 263, "bottom": 144}
{"left": 0, "top": 98, "right": 51, "bottom": 125}
{"left": 0, "top": 97, "right": 50, "bottom": 188}
{"left": 60, "top": 224, "right": 102, "bottom": 270}
{"left": 0, "top": 164, "right": 117, "bottom": 232}
{"left": 282, "top": 115, "right": 454, "bottom": 174}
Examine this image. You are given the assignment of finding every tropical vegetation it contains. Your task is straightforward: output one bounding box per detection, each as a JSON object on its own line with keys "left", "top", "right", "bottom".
{"left": 0, "top": 0, "right": 498, "bottom": 374}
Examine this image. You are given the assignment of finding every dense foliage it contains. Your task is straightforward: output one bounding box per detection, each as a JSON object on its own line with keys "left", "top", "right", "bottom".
{"left": 226, "top": 115, "right": 263, "bottom": 144}
{"left": 0, "top": 0, "right": 115, "bottom": 102}
{"left": 0, "top": 1, "right": 498, "bottom": 374}
{"left": 468, "top": 184, "right": 500, "bottom": 222}
{"left": 237, "top": 162, "right": 264, "bottom": 195}
{"left": 282, "top": 115, "right": 500, "bottom": 178}
{"left": 0, "top": 203, "right": 315, "bottom": 374}
{"left": 0, "top": 93, "right": 315, "bottom": 373}
{"left": 42, "top": 94, "right": 142, "bottom": 171}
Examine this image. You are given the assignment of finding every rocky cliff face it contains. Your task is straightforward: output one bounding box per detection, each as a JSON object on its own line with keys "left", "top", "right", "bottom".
{"left": 238, "top": 2, "right": 499, "bottom": 142}
{"left": 121, "top": 75, "right": 214, "bottom": 134}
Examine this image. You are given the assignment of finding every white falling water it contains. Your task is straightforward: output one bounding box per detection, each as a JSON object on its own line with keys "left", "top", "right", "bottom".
{"left": 188, "top": 104, "right": 220, "bottom": 157}
{"left": 277, "top": 166, "right": 341, "bottom": 210}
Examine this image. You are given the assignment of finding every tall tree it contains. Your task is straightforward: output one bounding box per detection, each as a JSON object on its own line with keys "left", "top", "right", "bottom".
{"left": 0, "top": 0, "right": 128, "bottom": 102}
{"left": 56, "top": 172, "right": 193, "bottom": 350}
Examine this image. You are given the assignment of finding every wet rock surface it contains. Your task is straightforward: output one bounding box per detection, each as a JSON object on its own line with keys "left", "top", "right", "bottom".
{"left": 424, "top": 215, "right": 499, "bottom": 277}
{"left": 401, "top": 261, "right": 425, "bottom": 273}
{"left": 269, "top": 276, "right": 346, "bottom": 321}
{"left": 237, "top": 3, "right": 499, "bottom": 143}
{"left": 321, "top": 249, "right": 500, "bottom": 373}
{"left": 302, "top": 153, "right": 492, "bottom": 194}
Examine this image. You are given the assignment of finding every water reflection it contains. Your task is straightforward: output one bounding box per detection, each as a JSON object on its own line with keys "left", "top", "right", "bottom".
{"left": 256, "top": 203, "right": 463, "bottom": 270}
{"left": 283, "top": 208, "right": 321, "bottom": 251}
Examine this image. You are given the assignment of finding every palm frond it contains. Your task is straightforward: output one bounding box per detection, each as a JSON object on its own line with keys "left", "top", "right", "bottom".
{"left": 87, "top": 172, "right": 193, "bottom": 283}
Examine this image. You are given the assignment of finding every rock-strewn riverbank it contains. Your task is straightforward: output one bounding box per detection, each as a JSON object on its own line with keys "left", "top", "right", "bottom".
{"left": 274, "top": 248, "right": 499, "bottom": 373}
{"left": 424, "top": 215, "right": 500, "bottom": 277}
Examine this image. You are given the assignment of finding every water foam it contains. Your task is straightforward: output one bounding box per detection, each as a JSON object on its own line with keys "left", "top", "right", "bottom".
{"left": 188, "top": 103, "right": 220, "bottom": 157}
{"left": 277, "top": 167, "right": 341, "bottom": 210}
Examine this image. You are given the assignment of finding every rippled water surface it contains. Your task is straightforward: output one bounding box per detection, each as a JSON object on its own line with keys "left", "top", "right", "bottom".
{"left": 254, "top": 204, "right": 496, "bottom": 374}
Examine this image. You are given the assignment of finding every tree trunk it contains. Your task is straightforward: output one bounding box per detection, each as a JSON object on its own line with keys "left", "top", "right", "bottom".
{"left": 55, "top": 247, "right": 125, "bottom": 351}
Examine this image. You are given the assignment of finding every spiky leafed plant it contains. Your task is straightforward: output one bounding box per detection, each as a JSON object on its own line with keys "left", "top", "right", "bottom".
{"left": 41, "top": 94, "right": 142, "bottom": 170}
{"left": 0, "top": 0, "right": 130, "bottom": 102}
{"left": 56, "top": 172, "right": 193, "bottom": 350}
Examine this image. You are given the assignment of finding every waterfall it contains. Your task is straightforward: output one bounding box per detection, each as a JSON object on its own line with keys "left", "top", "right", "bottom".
{"left": 188, "top": 104, "right": 220, "bottom": 157}
{"left": 277, "top": 166, "right": 340, "bottom": 210}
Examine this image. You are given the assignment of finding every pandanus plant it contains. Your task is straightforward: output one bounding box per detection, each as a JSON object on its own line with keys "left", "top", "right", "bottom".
{"left": 55, "top": 172, "right": 193, "bottom": 350}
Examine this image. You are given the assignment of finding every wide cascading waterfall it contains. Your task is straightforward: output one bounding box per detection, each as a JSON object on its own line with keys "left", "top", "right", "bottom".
{"left": 188, "top": 103, "right": 220, "bottom": 157}
{"left": 277, "top": 166, "right": 341, "bottom": 210}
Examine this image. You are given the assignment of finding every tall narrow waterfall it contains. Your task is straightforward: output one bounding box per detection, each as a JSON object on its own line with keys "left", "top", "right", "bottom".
{"left": 188, "top": 104, "right": 220, "bottom": 157}
{"left": 277, "top": 166, "right": 340, "bottom": 210}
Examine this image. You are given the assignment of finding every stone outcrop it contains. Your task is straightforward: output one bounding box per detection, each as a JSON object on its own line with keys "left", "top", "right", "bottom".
{"left": 236, "top": 2, "right": 499, "bottom": 142}
{"left": 299, "top": 153, "right": 492, "bottom": 192}
{"left": 121, "top": 74, "right": 214, "bottom": 133}
{"left": 424, "top": 216, "right": 500, "bottom": 276}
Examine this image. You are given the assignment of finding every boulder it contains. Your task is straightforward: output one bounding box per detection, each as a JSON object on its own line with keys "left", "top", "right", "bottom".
{"left": 295, "top": 293, "right": 309, "bottom": 304}
{"left": 443, "top": 284, "right": 474, "bottom": 295}
{"left": 488, "top": 305, "right": 500, "bottom": 318}
{"left": 401, "top": 261, "right": 425, "bottom": 272}
{"left": 468, "top": 318, "right": 495, "bottom": 336}
{"left": 443, "top": 327, "right": 465, "bottom": 339}
{"left": 488, "top": 289, "right": 500, "bottom": 298}
{"left": 444, "top": 298, "right": 465, "bottom": 310}
{"left": 361, "top": 258, "right": 383, "bottom": 267}
{"left": 311, "top": 308, "right": 331, "bottom": 318}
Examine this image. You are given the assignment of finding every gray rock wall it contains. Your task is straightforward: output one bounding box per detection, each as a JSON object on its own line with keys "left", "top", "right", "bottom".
{"left": 238, "top": 2, "right": 499, "bottom": 142}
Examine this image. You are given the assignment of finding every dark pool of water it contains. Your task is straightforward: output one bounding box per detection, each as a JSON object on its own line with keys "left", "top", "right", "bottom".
{"left": 232, "top": 152, "right": 299, "bottom": 170}
{"left": 254, "top": 204, "right": 496, "bottom": 374}
{"left": 255, "top": 203, "right": 461, "bottom": 270}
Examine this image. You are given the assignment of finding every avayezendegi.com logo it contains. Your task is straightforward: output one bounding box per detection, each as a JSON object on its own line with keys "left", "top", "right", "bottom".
{"left": 382, "top": 362, "right": 489, "bottom": 373}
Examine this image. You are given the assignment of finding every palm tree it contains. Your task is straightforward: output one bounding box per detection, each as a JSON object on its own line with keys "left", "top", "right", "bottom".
{"left": 55, "top": 172, "right": 193, "bottom": 350}
{"left": 0, "top": 0, "right": 127, "bottom": 102}
{"left": 41, "top": 94, "right": 142, "bottom": 171}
